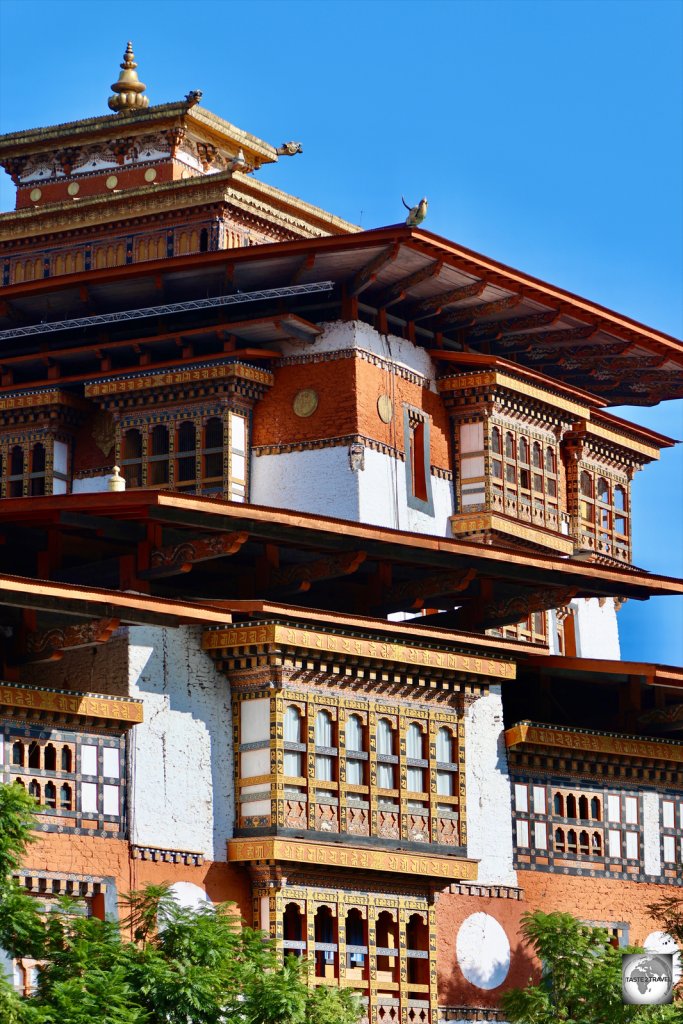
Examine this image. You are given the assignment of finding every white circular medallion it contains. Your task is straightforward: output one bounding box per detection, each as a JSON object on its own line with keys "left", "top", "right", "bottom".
{"left": 29, "top": 187, "right": 42, "bottom": 202}
{"left": 456, "top": 912, "right": 510, "bottom": 990}
{"left": 67, "top": 181, "right": 80, "bottom": 196}
{"left": 144, "top": 167, "right": 157, "bottom": 182}
{"left": 106, "top": 175, "right": 118, "bottom": 190}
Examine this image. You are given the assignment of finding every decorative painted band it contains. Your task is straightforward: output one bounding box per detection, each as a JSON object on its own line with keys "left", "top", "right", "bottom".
{"left": 227, "top": 836, "right": 478, "bottom": 881}
{"left": 0, "top": 681, "right": 143, "bottom": 725}
{"left": 505, "top": 721, "right": 683, "bottom": 763}
{"left": 203, "top": 623, "right": 516, "bottom": 680}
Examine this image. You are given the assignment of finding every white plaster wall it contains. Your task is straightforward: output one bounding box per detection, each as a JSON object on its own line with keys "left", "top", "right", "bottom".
{"left": 465, "top": 687, "right": 517, "bottom": 886}
{"left": 642, "top": 791, "right": 662, "bottom": 878}
{"left": 127, "top": 625, "right": 233, "bottom": 860}
{"left": 251, "top": 447, "right": 453, "bottom": 536}
{"left": 572, "top": 597, "right": 621, "bottom": 659}
{"left": 358, "top": 447, "right": 453, "bottom": 535}
{"left": 250, "top": 447, "right": 361, "bottom": 520}
{"left": 72, "top": 474, "right": 111, "bottom": 493}
{"left": 278, "top": 319, "right": 439, "bottom": 386}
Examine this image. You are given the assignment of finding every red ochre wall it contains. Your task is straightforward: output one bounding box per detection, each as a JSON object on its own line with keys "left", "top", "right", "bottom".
{"left": 252, "top": 354, "right": 451, "bottom": 469}
{"left": 436, "top": 874, "right": 675, "bottom": 1010}
{"left": 25, "top": 833, "right": 252, "bottom": 930}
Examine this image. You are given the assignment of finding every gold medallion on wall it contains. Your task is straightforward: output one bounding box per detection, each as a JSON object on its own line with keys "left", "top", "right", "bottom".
{"left": 377, "top": 394, "right": 393, "bottom": 424}
{"left": 293, "top": 389, "right": 319, "bottom": 418}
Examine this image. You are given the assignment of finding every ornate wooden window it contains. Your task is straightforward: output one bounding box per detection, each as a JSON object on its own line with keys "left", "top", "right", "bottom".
{"left": 117, "top": 411, "right": 249, "bottom": 499}
{"left": 3, "top": 725, "right": 124, "bottom": 838}
{"left": 121, "top": 429, "right": 143, "bottom": 488}
{"left": 576, "top": 465, "right": 630, "bottom": 561}
{"left": 0, "top": 437, "right": 69, "bottom": 498}
{"left": 489, "top": 423, "right": 562, "bottom": 532}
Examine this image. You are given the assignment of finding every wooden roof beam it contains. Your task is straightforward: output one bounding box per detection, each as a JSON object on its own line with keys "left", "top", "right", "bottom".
{"left": 373, "top": 259, "right": 445, "bottom": 308}
{"left": 526, "top": 341, "right": 631, "bottom": 364}
{"left": 498, "top": 325, "right": 600, "bottom": 351}
{"left": 467, "top": 308, "right": 561, "bottom": 341}
{"left": 409, "top": 279, "right": 486, "bottom": 321}
{"left": 289, "top": 253, "right": 316, "bottom": 285}
{"left": 347, "top": 244, "right": 400, "bottom": 298}
{"left": 436, "top": 293, "right": 522, "bottom": 329}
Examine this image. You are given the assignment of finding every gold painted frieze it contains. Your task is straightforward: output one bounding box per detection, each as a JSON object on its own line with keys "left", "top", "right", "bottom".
{"left": 203, "top": 623, "right": 516, "bottom": 679}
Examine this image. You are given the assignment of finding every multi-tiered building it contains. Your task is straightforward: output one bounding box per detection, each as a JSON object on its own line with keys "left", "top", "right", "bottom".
{"left": 0, "top": 45, "right": 681, "bottom": 1023}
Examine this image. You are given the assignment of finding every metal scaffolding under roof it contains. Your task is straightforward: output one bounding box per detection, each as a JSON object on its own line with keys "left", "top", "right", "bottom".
{"left": 0, "top": 282, "right": 334, "bottom": 343}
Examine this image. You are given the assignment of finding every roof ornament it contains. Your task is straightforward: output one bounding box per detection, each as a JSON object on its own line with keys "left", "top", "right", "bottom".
{"left": 276, "top": 141, "right": 303, "bottom": 157}
{"left": 108, "top": 42, "right": 149, "bottom": 113}
{"left": 402, "top": 195, "right": 428, "bottom": 227}
{"left": 184, "top": 90, "right": 203, "bottom": 109}
{"left": 107, "top": 466, "right": 126, "bottom": 492}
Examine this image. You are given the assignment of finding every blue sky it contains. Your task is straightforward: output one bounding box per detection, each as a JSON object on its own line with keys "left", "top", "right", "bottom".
{"left": 0, "top": 0, "right": 681, "bottom": 663}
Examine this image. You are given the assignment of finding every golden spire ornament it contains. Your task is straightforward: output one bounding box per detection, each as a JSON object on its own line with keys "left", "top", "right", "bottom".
{"left": 108, "top": 42, "right": 149, "bottom": 112}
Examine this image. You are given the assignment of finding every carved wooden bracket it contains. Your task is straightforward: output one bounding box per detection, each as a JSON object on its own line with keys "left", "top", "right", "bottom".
{"left": 379, "top": 568, "right": 477, "bottom": 612}
{"left": 270, "top": 551, "right": 367, "bottom": 595}
{"left": 20, "top": 617, "right": 120, "bottom": 664}
{"left": 141, "top": 531, "right": 249, "bottom": 580}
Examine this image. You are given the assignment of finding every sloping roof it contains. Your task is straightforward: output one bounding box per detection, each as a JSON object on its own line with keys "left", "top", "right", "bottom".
{"left": 0, "top": 226, "right": 679, "bottom": 404}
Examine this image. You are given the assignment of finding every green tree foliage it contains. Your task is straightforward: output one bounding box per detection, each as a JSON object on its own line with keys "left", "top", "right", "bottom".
{"left": 501, "top": 910, "right": 681, "bottom": 1024}
{"left": 0, "top": 782, "right": 362, "bottom": 1024}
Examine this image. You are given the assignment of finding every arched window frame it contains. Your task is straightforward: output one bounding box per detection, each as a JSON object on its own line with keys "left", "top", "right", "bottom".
{"left": 314, "top": 709, "right": 336, "bottom": 782}
{"left": 283, "top": 705, "right": 303, "bottom": 779}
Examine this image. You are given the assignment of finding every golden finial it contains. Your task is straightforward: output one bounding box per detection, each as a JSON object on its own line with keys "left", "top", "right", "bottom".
{"left": 108, "top": 42, "right": 149, "bottom": 112}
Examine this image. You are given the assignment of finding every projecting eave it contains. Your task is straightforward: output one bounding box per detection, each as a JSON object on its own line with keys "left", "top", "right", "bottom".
{"left": 0, "top": 225, "right": 679, "bottom": 404}
{"left": 0, "top": 491, "right": 680, "bottom": 636}
{"left": 519, "top": 653, "right": 683, "bottom": 689}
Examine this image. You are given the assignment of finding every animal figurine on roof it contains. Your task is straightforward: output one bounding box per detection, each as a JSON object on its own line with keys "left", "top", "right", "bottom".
{"left": 402, "top": 196, "right": 428, "bottom": 227}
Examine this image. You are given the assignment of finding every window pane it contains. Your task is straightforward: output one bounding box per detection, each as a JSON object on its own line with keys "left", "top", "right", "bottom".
{"left": 377, "top": 763, "right": 394, "bottom": 789}
{"left": 81, "top": 745, "right": 98, "bottom": 776}
{"left": 608, "top": 829, "right": 621, "bottom": 858}
{"left": 534, "top": 822, "right": 548, "bottom": 849}
{"left": 407, "top": 766, "right": 424, "bottom": 793}
{"left": 514, "top": 784, "right": 528, "bottom": 812}
{"left": 607, "top": 795, "right": 621, "bottom": 821}
{"left": 315, "top": 755, "right": 333, "bottom": 781}
{"left": 436, "top": 770, "right": 454, "bottom": 796}
{"left": 625, "top": 832, "right": 638, "bottom": 859}
{"left": 516, "top": 820, "right": 529, "bottom": 847}
{"left": 315, "top": 711, "right": 333, "bottom": 747}
{"left": 284, "top": 751, "right": 302, "bottom": 777}
{"left": 103, "top": 785, "right": 119, "bottom": 816}
{"left": 230, "top": 414, "right": 246, "bottom": 452}
{"left": 346, "top": 715, "right": 363, "bottom": 752}
{"left": 533, "top": 786, "right": 546, "bottom": 814}
{"left": 624, "top": 796, "right": 638, "bottom": 824}
{"left": 80, "top": 782, "right": 98, "bottom": 813}
{"left": 103, "top": 748, "right": 120, "bottom": 778}
{"left": 377, "top": 719, "right": 393, "bottom": 756}
{"left": 284, "top": 706, "right": 301, "bottom": 743}
{"left": 347, "top": 759, "right": 364, "bottom": 786}
{"left": 663, "top": 836, "right": 676, "bottom": 862}
{"left": 663, "top": 801, "right": 675, "bottom": 828}
{"left": 406, "top": 723, "right": 423, "bottom": 759}
{"left": 460, "top": 422, "right": 484, "bottom": 453}
{"left": 437, "top": 728, "right": 453, "bottom": 763}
